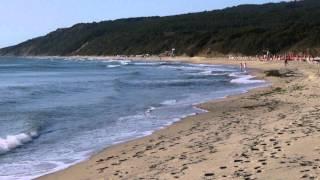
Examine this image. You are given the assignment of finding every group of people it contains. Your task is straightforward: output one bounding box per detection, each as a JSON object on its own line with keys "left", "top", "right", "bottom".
{"left": 240, "top": 62, "right": 247, "bottom": 72}
{"left": 258, "top": 54, "right": 317, "bottom": 63}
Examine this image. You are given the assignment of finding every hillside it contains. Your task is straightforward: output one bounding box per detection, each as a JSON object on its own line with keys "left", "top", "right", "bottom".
{"left": 1, "top": 0, "right": 320, "bottom": 57}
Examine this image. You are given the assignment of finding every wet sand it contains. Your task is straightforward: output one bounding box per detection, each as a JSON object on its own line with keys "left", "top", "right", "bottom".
{"left": 39, "top": 57, "right": 320, "bottom": 180}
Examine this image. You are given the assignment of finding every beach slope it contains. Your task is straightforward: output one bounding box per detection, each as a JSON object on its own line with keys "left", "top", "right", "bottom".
{"left": 39, "top": 59, "right": 320, "bottom": 180}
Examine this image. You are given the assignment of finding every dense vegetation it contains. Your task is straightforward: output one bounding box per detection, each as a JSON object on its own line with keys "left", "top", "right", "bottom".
{"left": 1, "top": 0, "right": 320, "bottom": 57}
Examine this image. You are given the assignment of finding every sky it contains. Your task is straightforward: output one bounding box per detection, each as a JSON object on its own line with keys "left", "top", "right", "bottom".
{"left": 0, "top": 0, "right": 283, "bottom": 48}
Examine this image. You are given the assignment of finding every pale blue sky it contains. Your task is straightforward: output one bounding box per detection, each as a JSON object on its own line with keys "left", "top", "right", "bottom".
{"left": 0, "top": 0, "right": 283, "bottom": 48}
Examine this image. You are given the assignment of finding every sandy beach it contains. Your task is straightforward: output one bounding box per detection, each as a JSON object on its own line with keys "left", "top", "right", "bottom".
{"left": 39, "top": 57, "right": 320, "bottom": 180}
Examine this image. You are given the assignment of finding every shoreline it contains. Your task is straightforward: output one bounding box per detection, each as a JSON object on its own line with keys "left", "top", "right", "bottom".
{"left": 32, "top": 56, "right": 266, "bottom": 176}
{"left": 36, "top": 57, "right": 320, "bottom": 179}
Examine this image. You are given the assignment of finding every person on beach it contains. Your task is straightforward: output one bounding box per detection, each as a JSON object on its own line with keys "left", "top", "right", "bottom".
{"left": 240, "top": 62, "right": 243, "bottom": 72}
{"left": 243, "top": 62, "right": 247, "bottom": 72}
{"left": 284, "top": 59, "right": 288, "bottom": 67}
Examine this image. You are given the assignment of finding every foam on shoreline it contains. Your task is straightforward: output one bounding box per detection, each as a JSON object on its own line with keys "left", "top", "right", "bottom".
{"left": 229, "top": 72, "right": 265, "bottom": 84}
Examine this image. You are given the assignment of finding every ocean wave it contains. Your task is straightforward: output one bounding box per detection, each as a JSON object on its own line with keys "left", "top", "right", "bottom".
{"left": 135, "top": 61, "right": 182, "bottom": 66}
{"left": 198, "top": 70, "right": 214, "bottom": 75}
{"left": 192, "top": 71, "right": 230, "bottom": 76}
{"left": 161, "top": 99, "right": 177, "bottom": 105}
{"left": 100, "top": 59, "right": 131, "bottom": 65}
{"left": 0, "top": 131, "right": 39, "bottom": 154}
{"left": 229, "top": 73, "right": 265, "bottom": 84}
{"left": 107, "top": 65, "right": 121, "bottom": 68}
{"left": 116, "top": 79, "right": 219, "bottom": 88}
{"left": 131, "top": 62, "right": 163, "bottom": 66}
{"left": 0, "top": 64, "right": 22, "bottom": 67}
{"left": 159, "top": 64, "right": 236, "bottom": 74}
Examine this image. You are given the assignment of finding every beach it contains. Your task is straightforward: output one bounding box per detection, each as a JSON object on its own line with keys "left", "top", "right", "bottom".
{"left": 39, "top": 57, "right": 320, "bottom": 180}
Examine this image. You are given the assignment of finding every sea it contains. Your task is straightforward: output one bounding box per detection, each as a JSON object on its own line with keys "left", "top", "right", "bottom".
{"left": 0, "top": 57, "right": 265, "bottom": 179}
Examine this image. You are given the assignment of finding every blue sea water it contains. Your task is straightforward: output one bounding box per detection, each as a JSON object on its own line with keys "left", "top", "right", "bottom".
{"left": 0, "top": 57, "right": 265, "bottom": 179}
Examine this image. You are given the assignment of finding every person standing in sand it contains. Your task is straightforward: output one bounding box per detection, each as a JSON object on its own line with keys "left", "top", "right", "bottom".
{"left": 284, "top": 58, "right": 288, "bottom": 67}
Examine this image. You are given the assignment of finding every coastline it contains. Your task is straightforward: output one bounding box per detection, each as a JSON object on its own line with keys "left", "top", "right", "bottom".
{"left": 38, "top": 57, "right": 320, "bottom": 180}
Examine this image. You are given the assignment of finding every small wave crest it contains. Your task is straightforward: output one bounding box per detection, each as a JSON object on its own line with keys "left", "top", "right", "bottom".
{"left": 101, "top": 60, "right": 131, "bottom": 67}
{"left": 145, "top": 106, "right": 156, "bottom": 114}
{"left": 192, "top": 71, "right": 230, "bottom": 76}
{"left": 116, "top": 79, "right": 216, "bottom": 88}
{"left": 0, "top": 131, "right": 39, "bottom": 154}
{"left": 107, "top": 65, "right": 121, "bottom": 68}
{"left": 161, "top": 99, "right": 177, "bottom": 105}
{"left": 160, "top": 64, "right": 235, "bottom": 72}
{"left": 119, "top": 60, "right": 131, "bottom": 65}
{"left": 131, "top": 62, "right": 164, "bottom": 66}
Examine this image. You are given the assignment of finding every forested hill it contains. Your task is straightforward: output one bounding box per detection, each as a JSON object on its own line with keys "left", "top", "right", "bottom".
{"left": 1, "top": 0, "right": 320, "bottom": 57}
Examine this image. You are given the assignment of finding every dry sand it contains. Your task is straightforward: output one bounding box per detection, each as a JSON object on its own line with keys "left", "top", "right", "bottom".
{"left": 38, "top": 57, "right": 320, "bottom": 180}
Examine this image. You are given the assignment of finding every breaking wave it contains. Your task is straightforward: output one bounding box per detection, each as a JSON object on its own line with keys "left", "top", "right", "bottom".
{"left": 0, "top": 131, "right": 39, "bottom": 154}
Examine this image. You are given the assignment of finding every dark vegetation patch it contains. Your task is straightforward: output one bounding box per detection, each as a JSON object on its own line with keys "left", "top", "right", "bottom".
{"left": 1, "top": 0, "right": 320, "bottom": 56}
{"left": 264, "top": 69, "right": 299, "bottom": 78}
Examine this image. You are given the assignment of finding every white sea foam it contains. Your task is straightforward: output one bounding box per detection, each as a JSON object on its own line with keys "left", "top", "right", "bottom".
{"left": 199, "top": 71, "right": 230, "bottom": 76}
{"left": 198, "top": 70, "right": 213, "bottom": 75}
{"left": 107, "top": 65, "right": 121, "bottom": 68}
{"left": 101, "top": 59, "right": 131, "bottom": 65}
{"left": 119, "top": 60, "right": 131, "bottom": 65}
{"left": 193, "top": 106, "right": 209, "bottom": 113}
{"left": 145, "top": 106, "right": 156, "bottom": 114}
{"left": 142, "top": 130, "right": 154, "bottom": 136}
{"left": 230, "top": 73, "right": 265, "bottom": 84}
{"left": 161, "top": 99, "right": 177, "bottom": 105}
{"left": 132, "top": 62, "right": 163, "bottom": 66}
{"left": 0, "top": 131, "right": 38, "bottom": 154}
